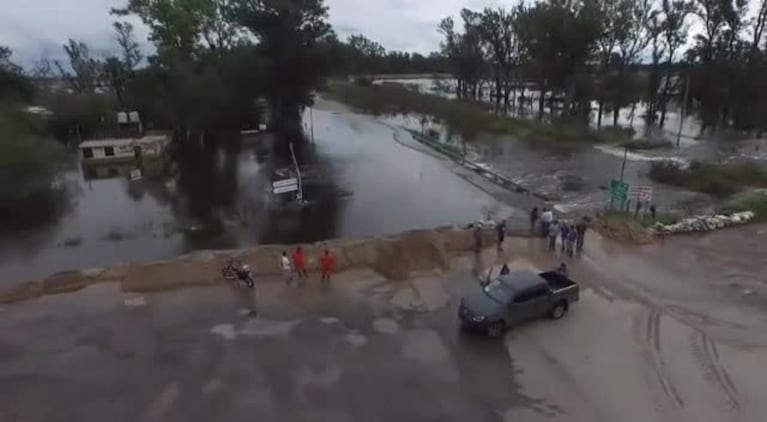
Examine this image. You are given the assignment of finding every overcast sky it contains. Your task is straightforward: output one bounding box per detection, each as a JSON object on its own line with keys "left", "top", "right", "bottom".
{"left": 0, "top": 0, "right": 511, "bottom": 66}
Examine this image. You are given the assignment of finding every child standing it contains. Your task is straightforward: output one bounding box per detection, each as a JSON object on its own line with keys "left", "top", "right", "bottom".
{"left": 281, "top": 251, "right": 293, "bottom": 286}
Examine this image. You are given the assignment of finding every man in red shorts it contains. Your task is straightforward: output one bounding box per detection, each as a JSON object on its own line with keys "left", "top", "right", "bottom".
{"left": 291, "top": 246, "right": 307, "bottom": 285}
{"left": 319, "top": 249, "right": 335, "bottom": 288}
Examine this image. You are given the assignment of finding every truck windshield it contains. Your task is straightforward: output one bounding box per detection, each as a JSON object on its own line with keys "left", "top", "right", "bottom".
{"left": 483, "top": 279, "right": 513, "bottom": 303}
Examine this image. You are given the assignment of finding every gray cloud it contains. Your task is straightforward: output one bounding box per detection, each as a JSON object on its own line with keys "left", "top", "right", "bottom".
{"left": 1, "top": 0, "right": 521, "bottom": 66}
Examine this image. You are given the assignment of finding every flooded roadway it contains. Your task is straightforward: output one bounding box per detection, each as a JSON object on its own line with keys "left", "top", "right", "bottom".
{"left": 0, "top": 98, "right": 516, "bottom": 282}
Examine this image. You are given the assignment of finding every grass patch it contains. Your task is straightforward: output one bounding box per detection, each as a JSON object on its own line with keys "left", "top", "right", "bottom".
{"left": 326, "top": 82, "right": 633, "bottom": 152}
{"left": 596, "top": 211, "right": 655, "bottom": 243}
{"left": 649, "top": 160, "right": 767, "bottom": 197}
{"left": 622, "top": 139, "right": 673, "bottom": 150}
{"left": 653, "top": 211, "right": 684, "bottom": 226}
{"left": 61, "top": 236, "right": 83, "bottom": 247}
{"left": 104, "top": 228, "right": 135, "bottom": 242}
{"left": 722, "top": 192, "right": 767, "bottom": 221}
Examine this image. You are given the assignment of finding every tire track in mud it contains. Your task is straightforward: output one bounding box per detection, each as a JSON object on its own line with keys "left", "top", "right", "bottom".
{"left": 641, "top": 308, "right": 685, "bottom": 410}
{"left": 688, "top": 329, "right": 740, "bottom": 411}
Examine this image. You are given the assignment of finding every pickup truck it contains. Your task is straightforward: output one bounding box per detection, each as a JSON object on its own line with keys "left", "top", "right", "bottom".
{"left": 458, "top": 269, "right": 580, "bottom": 337}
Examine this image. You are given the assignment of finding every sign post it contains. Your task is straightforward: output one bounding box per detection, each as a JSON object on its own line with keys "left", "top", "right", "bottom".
{"left": 272, "top": 178, "right": 298, "bottom": 195}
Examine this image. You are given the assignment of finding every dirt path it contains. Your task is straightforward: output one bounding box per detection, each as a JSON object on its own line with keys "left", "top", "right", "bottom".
{"left": 499, "top": 226, "right": 767, "bottom": 421}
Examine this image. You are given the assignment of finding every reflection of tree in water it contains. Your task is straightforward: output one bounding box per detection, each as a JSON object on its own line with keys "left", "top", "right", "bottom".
{"left": 175, "top": 141, "right": 239, "bottom": 223}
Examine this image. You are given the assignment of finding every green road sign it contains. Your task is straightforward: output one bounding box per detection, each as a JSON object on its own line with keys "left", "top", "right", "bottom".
{"left": 609, "top": 179, "right": 629, "bottom": 201}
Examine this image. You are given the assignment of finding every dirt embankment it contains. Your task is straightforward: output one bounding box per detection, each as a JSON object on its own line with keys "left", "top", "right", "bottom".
{"left": 1, "top": 225, "right": 517, "bottom": 305}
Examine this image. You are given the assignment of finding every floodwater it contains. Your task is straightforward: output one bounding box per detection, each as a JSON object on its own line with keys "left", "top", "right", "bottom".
{"left": 378, "top": 77, "right": 767, "bottom": 214}
{"left": 0, "top": 98, "right": 514, "bottom": 282}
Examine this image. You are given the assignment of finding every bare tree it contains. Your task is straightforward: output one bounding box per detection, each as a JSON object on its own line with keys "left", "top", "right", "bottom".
{"left": 55, "top": 39, "right": 102, "bottom": 94}
{"left": 114, "top": 22, "right": 143, "bottom": 70}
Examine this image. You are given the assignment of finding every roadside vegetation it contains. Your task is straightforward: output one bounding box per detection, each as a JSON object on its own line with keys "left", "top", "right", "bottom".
{"left": 595, "top": 211, "right": 655, "bottom": 243}
{"left": 328, "top": 82, "right": 634, "bottom": 152}
{"left": 649, "top": 161, "right": 767, "bottom": 197}
{"left": 621, "top": 139, "right": 673, "bottom": 150}
{"left": 1, "top": 48, "right": 68, "bottom": 229}
{"left": 0, "top": 110, "right": 68, "bottom": 228}
{"left": 723, "top": 192, "right": 767, "bottom": 222}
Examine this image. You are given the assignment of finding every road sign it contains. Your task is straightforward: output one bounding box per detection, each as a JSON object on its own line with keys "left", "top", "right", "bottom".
{"left": 272, "top": 178, "right": 298, "bottom": 189}
{"left": 129, "top": 169, "right": 142, "bottom": 181}
{"left": 609, "top": 179, "right": 629, "bottom": 201}
{"left": 273, "top": 184, "right": 298, "bottom": 195}
{"left": 629, "top": 185, "right": 653, "bottom": 202}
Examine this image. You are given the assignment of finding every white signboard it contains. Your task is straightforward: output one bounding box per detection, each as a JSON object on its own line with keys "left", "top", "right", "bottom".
{"left": 129, "top": 169, "right": 142, "bottom": 181}
{"left": 272, "top": 178, "right": 298, "bottom": 189}
{"left": 629, "top": 186, "right": 653, "bottom": 202}
{"left": 259, "top": 123, "right": 267, "bottom": 131}
{"left": 273, "top": 184, "right": 299, "bottom": 195}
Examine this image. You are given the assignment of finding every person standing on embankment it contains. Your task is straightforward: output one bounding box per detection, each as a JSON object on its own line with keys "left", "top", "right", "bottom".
{"left": 292, "top": 247, "right": 307, "bottom": 285}
{"left": 530, "top": 207, "right": 539, "bottom": 234}
{"left": 576, "top": 218, "right": 588, "bottom": 252}
{"left": 281, "top": 251, "right": 294, "bottom": 286}
{"left": 319, "top": 249, "right": 335, "bottom": 288}
{"left": 496, "top": 220, "right": 507, "bottom": 251}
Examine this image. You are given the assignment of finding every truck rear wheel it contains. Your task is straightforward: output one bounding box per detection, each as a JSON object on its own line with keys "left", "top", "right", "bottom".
{"left": 550, "top": 301, "right": 568, "bottom": 319}
{"left": 487, "top": 321, "right": 506, "bottom": 338}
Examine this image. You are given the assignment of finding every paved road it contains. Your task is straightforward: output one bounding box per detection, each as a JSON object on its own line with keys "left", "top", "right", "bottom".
{"left": 2, "top": 231, "right": 767, "bottom": 422}
{"left": 0, "top": 265, "right": 524, "bottom": 422}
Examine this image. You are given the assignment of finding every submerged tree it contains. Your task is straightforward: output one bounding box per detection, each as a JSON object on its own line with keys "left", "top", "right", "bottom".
{"left": 225, "top": 0, "right": 335, "bottom": 141}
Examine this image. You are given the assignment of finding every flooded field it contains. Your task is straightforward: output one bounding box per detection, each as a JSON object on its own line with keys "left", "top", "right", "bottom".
{"left": 0, "top": 100, "right": 514, "bottom": 282}
{"left": 376, "top": 77, "right": 767, "bottom": 214}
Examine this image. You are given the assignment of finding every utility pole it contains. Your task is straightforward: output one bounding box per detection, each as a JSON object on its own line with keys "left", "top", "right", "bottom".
{"left": 288, "top": 142, "right": 304, "bottom": 203}
{"left": 619, "top": 145, "right": 628, "bottom": 182}
{"left": 676, "top": 74, "right": 690, "bottom": 149}
{"left": 309, "top": 107, "right": 315, "bottom": 144}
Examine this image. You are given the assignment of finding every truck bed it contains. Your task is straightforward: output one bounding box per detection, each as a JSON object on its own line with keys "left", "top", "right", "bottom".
{"left": 539, "top": 271, "right": 577, "bottom": 291}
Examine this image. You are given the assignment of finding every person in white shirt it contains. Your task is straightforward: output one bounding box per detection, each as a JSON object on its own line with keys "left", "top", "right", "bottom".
{"left": 540, "top": 208, "right": 554, "bottom": 235}
{"left": 281, "top": 251, "right": 294, "bottom": 286}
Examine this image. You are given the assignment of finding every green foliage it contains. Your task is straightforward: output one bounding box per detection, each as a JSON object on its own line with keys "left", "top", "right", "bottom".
{"left": 40, "top": 92, "right": 120, "bottom": 143}
{"left": 723, "top": 192, "right": 767, "bottom": 222}
{"left": 0, "top": 110, "right": 68, "bottom": 220}
{"left": 1, "top": 46, "right": 34, "bottom": 102}
{"left": 649, "top": 160, "right": 767, "bottom": 197}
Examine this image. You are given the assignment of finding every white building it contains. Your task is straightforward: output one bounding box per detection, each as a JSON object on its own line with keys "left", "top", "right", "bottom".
{"left": 78, "top": 135, "right": 169, "bottom": 164}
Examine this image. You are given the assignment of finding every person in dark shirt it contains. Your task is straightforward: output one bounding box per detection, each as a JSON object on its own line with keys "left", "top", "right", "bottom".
{"left": 496, "top": 220, "right": 507, "bottom": 251}
{"left": 559, "top": 223, "right": 570, "bottom": 252}
{"left": 575, "top": 218, "right": 588, "bottom": 252}
{"left": 530, "top": 207, "right": 539, "bottom": 234}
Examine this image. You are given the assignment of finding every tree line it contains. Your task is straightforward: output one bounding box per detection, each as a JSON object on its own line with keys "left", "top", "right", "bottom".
{"left": 16, "top": 1, "right": 447, "bottom": 146}
{"left": 435, "top": 0, "right": 767, "bottom": 135}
